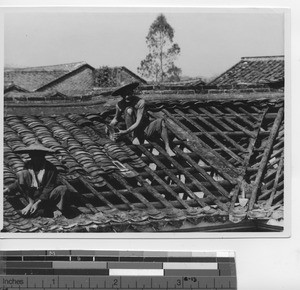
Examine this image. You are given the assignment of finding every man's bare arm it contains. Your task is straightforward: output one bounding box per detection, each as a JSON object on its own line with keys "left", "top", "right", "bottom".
{"left": 125, "top": 100, "right": 145, "bottom": 134}
{"left": 110, "top": 104, "right": 122, "bottom": 126}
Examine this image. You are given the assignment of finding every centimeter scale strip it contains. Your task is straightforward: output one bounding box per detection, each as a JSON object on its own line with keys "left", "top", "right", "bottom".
{"left": 0, "top": 251, "right": 237, "bottom": 290}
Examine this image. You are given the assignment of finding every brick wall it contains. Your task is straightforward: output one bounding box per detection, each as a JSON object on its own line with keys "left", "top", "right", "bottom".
{"left": 38, "top": 67, "right": 95, "bottom": 93}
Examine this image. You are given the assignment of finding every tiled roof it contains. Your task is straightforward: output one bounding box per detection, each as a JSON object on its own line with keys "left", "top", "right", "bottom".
{"left": 94, "top": 66, "right": 147, "bottom": 88}
{"left": 3, "top": 95, "right": 284, "bottom": 233}
{"left": 4, "top": 62, "right": 95, "bottom": 92}
{"left": 4, "top": 82, "right": 29, "bottom": 93}
{"left": 4, "top": 61, "right": 89, "bottom": 73}
{"left": 4, "top": 91, "right": 84, "bottom": 105}
{"left": 209, "top": 56, "right": 284, "bottom": 88}
{"left": 120, "top": 66, "right": 147, "bottom": 84}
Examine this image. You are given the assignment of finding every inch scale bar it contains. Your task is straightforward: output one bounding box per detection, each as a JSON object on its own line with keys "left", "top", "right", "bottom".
{"left": 0, "top": 251, "right": 237, "bottom": 290}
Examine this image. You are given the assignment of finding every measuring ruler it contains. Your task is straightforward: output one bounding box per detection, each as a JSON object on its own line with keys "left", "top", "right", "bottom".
{"left": 0, "top": 251, "right": 237, "bottom": 289}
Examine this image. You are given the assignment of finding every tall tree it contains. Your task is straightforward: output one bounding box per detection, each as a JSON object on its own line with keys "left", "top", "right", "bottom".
{"left": 138, "top": 14, "right": 181, "bottom": 83}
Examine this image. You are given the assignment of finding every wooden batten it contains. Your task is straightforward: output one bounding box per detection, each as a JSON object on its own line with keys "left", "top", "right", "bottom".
{"left": 248, "top": 107, "right": 284, "bottom": 209}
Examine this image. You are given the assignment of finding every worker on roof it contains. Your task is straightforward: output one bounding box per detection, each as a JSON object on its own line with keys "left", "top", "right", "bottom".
{"left": 109, "top": 82, "right": 175, "bottom": 156}
{"left": 4, "top": 142, "right": 69, "bottom": 218}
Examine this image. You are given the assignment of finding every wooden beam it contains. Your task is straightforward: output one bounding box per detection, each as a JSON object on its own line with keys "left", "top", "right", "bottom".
{"left": 229, "top": 108, "right": 268, "bottom": 211}
{"left": 78, "top": 176, "right": 116, "bottom": 210}
{"left": 81, "top": 196, "right": 228, "bottom": 212}
{"left": 249, "top": 105, "right": 262, "bottom": 114}
{"left": 163, "top": 109, "right": 241, "bottom": 182}
{"left": 188, "top": 109, "right": 246, "bottom": 152}
{"left": 259, "top": 170, "right": 283, "bottom": 197}
{"left": 102, "top": 177, "right": 135, "bottom": 210}
{"left": 143, "top": 166, "right": 190, "bottom": 209}
{"left": 134, "top": 174, "right": 175, "bottom": 209}
{"left": 199, "top": 107, "right": 234, "bottom": 131}
{"left": 273, "top": 187, "right": 284, "bottom": 203}
{"left": 81, "top": 180, "right": 233, "bottom": 200}
{"left": 194, "top": 131, "right": 271, "bottom": 137}
{"left": 137, "top": 144, "right": 207, "bottom": 207}
{"left": 249, "top": 107, "right": 284, "bottom": 209}
{"left": 175, "top": 108, "right": 244, "bottom": 164}
{"left": 210, "top": 107, "right": 256, "bottom": 138}
{"left": 172, "top": 112, "right": 279, "bottom": 121}
{"left": 237, "top": 107, "right": 261, "bottom": 122}
{"left": 224, "top": 106, "right": 257, "bottom": 129}
{"left": 150, "top": 142, "right": 228, "bottom": 211}
{"left": 59, "top": 175, "right": 99, "bottom": 214}
{"left": 182, "top": 140, "right": 239, "bottom": 185}
{"left": 111, "top": 173, "right": 158, "bottom": 211}
{"left": 174, "top": 147, "right": 231, "bottom": 198}
{"left": 255, "top": 144, "right": 284, "bottom": 163}
{"left": 258, "top": 176, "right": 284, "bottom": 201}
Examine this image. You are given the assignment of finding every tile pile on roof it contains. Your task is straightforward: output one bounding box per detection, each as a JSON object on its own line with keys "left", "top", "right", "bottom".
{"left": 208, "top": 56, "right": 284, "bottom": 88}
{"left": 3, "top": 96, "right": 284, "bottom": 233}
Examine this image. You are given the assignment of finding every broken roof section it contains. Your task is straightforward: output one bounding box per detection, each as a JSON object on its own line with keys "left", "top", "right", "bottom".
{"left": 3, "top": 95, "right": 284, "bottom": 233}
{"left": 4, "top": 62, "right": 94, "bottom": 92}
{"left": 208, "top": 56, "right": 284, "bottom": 88}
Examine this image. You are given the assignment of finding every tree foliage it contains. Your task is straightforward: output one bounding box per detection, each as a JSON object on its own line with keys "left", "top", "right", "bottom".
{"left": 138, "top": 14, "right": 181, "bottom": 83}
{"left": 95, "top": 66, "right": 118, "bottom": 87}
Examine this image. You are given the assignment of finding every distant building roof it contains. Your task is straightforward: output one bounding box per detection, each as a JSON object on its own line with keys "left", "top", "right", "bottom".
{"left": 157, "top": 78, "right": 206, "bottom": 87}
{"left": 4, "top": 62, "right": 95, "bottom": 92}
{"left": 95, "top": 66, "right": 147, "bottom": 87}
{"left": 209, "top": 55, "right": 284, "bottom": 87}
{"left": 4, "top": 82, "right": 29, "bottom": 93}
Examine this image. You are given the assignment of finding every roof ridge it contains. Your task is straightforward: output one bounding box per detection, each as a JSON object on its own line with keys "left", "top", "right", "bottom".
{"left": 241, "top": 55, "right": 284, "bottom": 61}
{"left": 5, "top": 61, "right": 88, "bottom": 71}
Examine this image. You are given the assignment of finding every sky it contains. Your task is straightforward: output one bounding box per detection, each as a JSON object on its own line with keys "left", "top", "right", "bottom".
{"left": 4, "top": 9, "right": 284, "bottom": 79}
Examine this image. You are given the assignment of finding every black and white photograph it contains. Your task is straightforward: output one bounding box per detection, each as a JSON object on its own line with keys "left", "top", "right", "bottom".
{"left": 2, "top": 8, "right": 286, "bottom": 234}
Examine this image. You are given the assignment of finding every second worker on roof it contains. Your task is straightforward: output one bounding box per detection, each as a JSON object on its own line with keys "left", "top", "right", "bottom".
{"left": 109, "top": 82, "right": 175, "bottom": 156}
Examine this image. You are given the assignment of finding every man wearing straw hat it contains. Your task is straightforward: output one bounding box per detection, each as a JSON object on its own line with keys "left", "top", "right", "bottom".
{"left": 109, "top": 82, "right": 175, "bottom": 156}
{"left": 4, "top": 142, "right": 69, "bottom": 218}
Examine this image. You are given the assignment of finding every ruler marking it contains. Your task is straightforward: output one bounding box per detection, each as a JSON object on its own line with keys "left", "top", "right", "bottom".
{"left": 0, "top": 251, "right": 236, "bottom": 289}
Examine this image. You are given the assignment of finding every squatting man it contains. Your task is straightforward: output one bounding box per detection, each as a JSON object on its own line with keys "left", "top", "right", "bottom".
{"left": 4, "top": 143, "right": 69, "bottom": 218}
{"left": 109, "top": 82, "right": 175, "bottom": 156}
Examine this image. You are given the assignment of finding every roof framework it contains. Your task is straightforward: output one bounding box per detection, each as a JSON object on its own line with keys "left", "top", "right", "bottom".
{"left": 3, "top": 96, "right": 284, "bottom": 233}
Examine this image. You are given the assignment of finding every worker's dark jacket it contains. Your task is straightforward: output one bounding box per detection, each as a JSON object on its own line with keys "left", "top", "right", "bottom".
{"left": 8, "top": 160, "right": 59, "bottom": 202}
